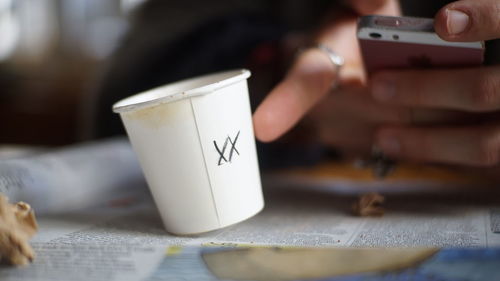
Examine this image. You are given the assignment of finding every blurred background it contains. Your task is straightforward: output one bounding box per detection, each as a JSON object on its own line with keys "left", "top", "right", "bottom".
{"left": 1, "top": 0, "right": 494, "bottom": 149}
{"left": 0, "top": 0, "right": 144, "bottom": 145}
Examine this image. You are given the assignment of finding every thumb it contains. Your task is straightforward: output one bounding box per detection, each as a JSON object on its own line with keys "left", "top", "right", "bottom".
{"left": 434, "top": 0, "right": 500, "bottom": 41}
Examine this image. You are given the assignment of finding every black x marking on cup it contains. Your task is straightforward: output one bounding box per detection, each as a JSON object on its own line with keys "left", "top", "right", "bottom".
{"left": 214, "top": 131, "right": 240, "bottom": 166}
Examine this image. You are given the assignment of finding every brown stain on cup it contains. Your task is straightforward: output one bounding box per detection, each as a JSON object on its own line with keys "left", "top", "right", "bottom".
{"left": 123, "top": 98, "right": 188, "bottom": 129}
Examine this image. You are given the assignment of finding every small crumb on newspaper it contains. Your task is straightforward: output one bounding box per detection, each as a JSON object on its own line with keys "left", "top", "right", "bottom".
{"left": 353, "top": 192, "right": 385, "bottom": 217}
{"left": 0, "top": 194, "right": 38, "bottom": 266}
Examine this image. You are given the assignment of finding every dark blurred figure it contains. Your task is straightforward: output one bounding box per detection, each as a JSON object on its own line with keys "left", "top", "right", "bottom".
{"left": 90, "top": 0, "right": 334, "bottom": 137}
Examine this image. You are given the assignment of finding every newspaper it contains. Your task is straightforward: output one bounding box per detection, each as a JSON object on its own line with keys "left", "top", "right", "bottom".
{"left": 25, "top": 187, "right": 500, "bottom": 248}
{"left": 0, "top": 138, "right": 147, "bottom": 214}
{"left": 1, "top": 139, "right": 500, "bottom": 280}
{"left": 1, "top": 187, "right": 499, "bottom": 280}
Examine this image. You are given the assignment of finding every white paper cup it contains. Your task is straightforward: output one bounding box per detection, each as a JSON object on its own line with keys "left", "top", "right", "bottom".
{"left": 113, "top": 69, "right": 264, "bottom": 235}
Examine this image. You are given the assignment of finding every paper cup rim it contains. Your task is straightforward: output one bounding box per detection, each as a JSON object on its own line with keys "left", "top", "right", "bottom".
{"left": 112, "top": 69, "right": 251, "bottom": 113}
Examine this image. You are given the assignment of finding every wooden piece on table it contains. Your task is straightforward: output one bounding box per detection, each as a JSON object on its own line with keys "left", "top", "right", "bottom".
{"left": 353, "top": 192, "right": 385, "bottom": 217}
{"left": 0, "top": 194, "right": 38, "bottom": 266}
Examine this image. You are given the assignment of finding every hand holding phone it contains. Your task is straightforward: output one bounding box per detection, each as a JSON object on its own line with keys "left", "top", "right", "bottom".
{"left": 354, "top": 9, "right": 500, "bottom": 171}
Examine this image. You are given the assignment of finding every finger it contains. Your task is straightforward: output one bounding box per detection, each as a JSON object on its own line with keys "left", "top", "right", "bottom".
{"left": 313, "top": 85, "right": 475, "bottom": 126}
{"left": 434, "top": 0, "right": 500, "bottom": 41}
{"left": 348, "top": 0, "right": 401, "bottom": 15}
{"left": 371, "top": 66, "right": 500, "bottom": 112}
{"left": 253, "top": 16, "right": 358, "bottom": 142}
{"left": 311, "top": 86, "right": 477, "bottom": 154}
{"left": 253, "top": 49, "right": 338, "bottom": 142}
{"left": 375, "top": 125, "right": 500, "bottom": 167}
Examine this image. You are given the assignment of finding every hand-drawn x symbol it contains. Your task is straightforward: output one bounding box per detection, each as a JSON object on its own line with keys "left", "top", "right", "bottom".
{"left": 213, "top": 131, "right": 240, "bottom": 166}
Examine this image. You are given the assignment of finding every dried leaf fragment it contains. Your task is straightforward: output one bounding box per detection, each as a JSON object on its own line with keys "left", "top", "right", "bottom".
{"left": 0, "top": 194, "right": 38, "bottom": 266}
{"left": 353, "top": 192, "right": 385, "bottom": 217}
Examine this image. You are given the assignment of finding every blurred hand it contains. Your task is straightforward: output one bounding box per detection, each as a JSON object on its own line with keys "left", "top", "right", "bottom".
{"left": 370, "top": 0, "right": 500, "bottom": 173}
{"left": 253, "top": 0, "right": 401, "bottom": 146}
{"left": 253, "top": 0, "right": 467, "bottom": 156}
{"left": 254, "top": 0, "right": 500, "bottom": 181}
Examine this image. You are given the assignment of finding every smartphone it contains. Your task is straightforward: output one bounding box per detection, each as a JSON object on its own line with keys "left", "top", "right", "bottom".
{"left": 357, "top": 15, "right": 484, "bottom": 74}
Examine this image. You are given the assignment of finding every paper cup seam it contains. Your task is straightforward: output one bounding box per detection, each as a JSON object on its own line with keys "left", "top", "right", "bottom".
{"left": 189, "top": 98, "right": 221, "bottom": 228}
